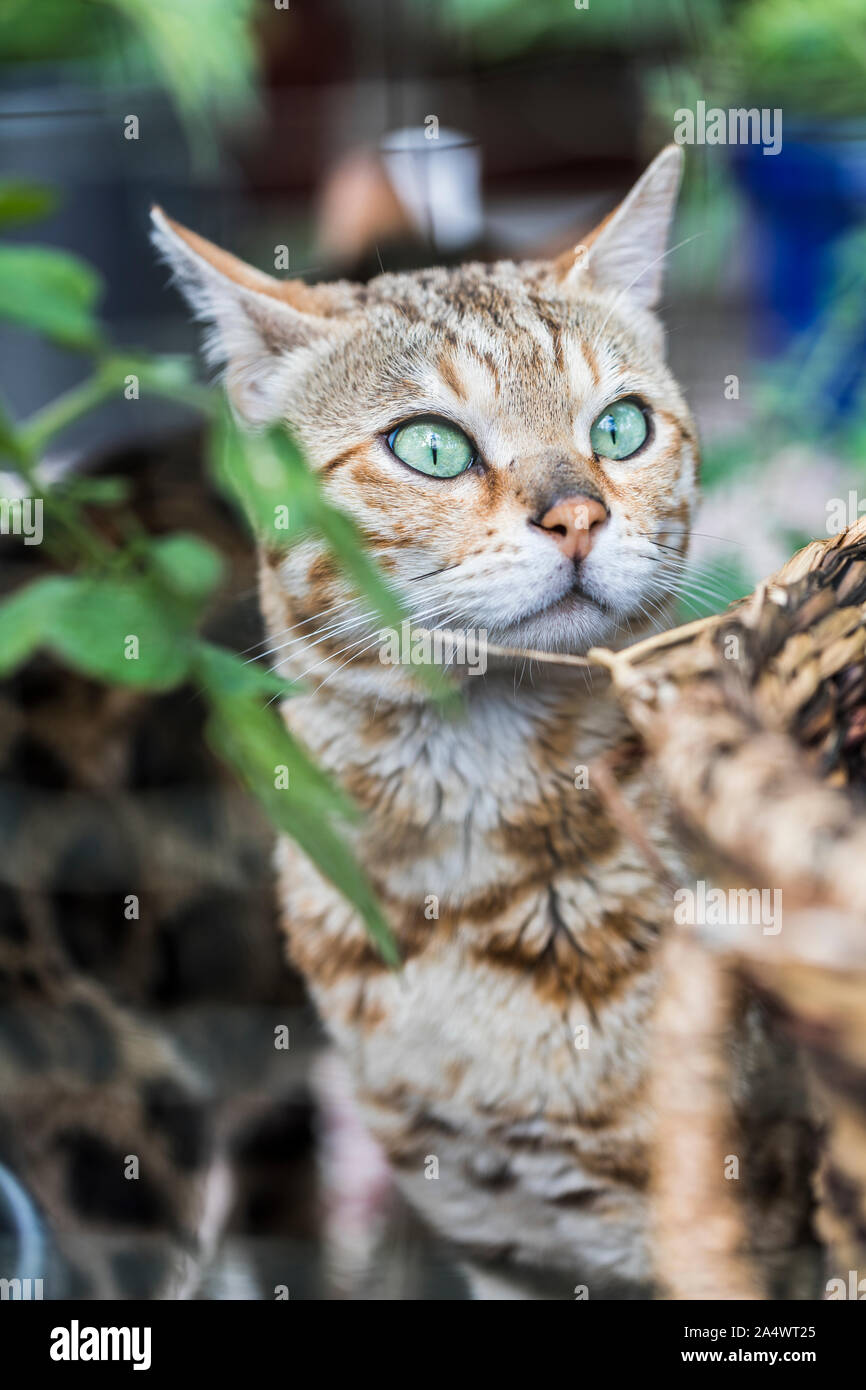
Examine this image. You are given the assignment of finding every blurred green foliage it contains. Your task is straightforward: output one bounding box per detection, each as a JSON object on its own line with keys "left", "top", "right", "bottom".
{"left": 0, "top": 181, "right": 404, "bottom": 965}
{"left": 703, "top": 223, "right": 866, "bottom": 477}
{"left": 721, "top": 0, "right": 866, "bottom": 117}
{"left": 0, "top": 0, "right": 259, "bottom": 151}
{"left": 410, "top": 0, "right": 720, "bottom": 59}
{"left": 416, "top": 0, "right": 866, "bottom": 120}
{"left": 0, "top": 246, "right": 104, "bottom": 350}
{"left": 684, "top": 222, "right": 866, "bottom": 621}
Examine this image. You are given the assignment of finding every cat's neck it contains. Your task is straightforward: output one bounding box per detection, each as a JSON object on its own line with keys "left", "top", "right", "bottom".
{"left": 283, "top": 663, "right": 628, "bottom": 830}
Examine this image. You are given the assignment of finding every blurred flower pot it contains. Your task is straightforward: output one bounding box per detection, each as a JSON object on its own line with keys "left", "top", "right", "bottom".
{"left": 730, "top": 122, "right": 866, "bottom": 412}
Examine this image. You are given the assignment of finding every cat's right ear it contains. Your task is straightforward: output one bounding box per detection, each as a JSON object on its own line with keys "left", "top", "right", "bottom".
{"left": 555, "top": 145, "right": 684, "bottom": 311}
{"left": 150, "top": 208, "right": 352, "bottom": 425}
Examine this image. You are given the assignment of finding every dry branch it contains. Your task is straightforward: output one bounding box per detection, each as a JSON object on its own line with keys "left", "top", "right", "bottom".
{"left": 603, "top": 518, "right": 866, "bottom": 1291}
{"left": 649, "top": 932, "right": 762, "bottom": 1300}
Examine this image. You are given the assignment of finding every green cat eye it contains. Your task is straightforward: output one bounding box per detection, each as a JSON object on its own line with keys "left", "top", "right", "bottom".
{"left": 590, "top": 399, "right": 648, "bottom": 461}
{"left": 388, "top": 418, "right": 475, "bottom": 478}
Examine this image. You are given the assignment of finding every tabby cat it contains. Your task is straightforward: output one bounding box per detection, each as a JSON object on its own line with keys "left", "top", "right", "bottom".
{"left": 153, "top": 147, "right": 814, "bottom": 1298}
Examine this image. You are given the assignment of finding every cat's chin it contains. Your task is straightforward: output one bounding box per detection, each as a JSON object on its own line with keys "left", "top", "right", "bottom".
{"left": 492, "top": 589, "right": 621, "bottom": 656}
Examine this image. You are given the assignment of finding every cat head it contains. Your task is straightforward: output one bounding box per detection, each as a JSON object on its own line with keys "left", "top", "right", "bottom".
{"left": 152, "top": 145, "right": 698, "bottom": 696}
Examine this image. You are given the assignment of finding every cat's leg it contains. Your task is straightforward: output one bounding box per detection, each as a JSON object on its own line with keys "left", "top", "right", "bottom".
{"left": 312, "top": 1050, "right": 395, "bottom": 1297}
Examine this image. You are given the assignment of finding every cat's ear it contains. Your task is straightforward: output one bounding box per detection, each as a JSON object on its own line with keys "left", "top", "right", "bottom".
{"left": 557, "top": 145, "right": 683, "bottom": 310}
{"left": 150, "top": 208, "right": 353, "bottom": 425}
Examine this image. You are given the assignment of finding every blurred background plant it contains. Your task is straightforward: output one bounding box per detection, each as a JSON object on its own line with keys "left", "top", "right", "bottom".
{"left": 718, "top": 0, "right": 866, "bottom": 119}
{"left": 0, "top": 175, "right": 408, "bottom": 960}
{"left": 0, "top": 0, "right": 260, "bottom": 154}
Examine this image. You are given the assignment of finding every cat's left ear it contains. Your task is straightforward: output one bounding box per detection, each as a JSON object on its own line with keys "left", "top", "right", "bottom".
{"left": 557, "top": 145, "right": 684, "bottom": 310}
{"left": 150, "top": 208, "right": 355, "bottom": 425}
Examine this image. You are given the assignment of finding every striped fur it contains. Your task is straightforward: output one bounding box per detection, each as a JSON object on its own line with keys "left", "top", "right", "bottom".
{"left": 153, "top": 149, "right": 742, "bottom": 1295}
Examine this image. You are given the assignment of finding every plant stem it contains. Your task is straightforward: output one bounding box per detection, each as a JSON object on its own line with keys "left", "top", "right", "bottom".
{"left": 17, "top": 358, "right": 213, "bottom": 457}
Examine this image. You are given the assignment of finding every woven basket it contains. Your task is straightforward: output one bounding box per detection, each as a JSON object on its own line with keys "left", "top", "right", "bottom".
{"left": 592, "top": 516, "right": 866, "bottom": 1298}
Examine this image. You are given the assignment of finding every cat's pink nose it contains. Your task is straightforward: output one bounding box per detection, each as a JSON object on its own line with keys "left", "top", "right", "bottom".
{"left": 534, "top": 495, "right": 607, "bottom": 561}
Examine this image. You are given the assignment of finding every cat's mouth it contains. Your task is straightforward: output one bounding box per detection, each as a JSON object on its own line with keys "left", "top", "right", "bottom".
{"left": 490, "top": 577, "right": 620, "bottom": 654}
{"left": 537, "top": 581, "right": 610, "bottom": 618}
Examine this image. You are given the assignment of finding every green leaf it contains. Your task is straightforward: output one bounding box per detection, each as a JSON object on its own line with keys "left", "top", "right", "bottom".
{"left": 210, "top": 403, "right": 294, "bottom": 538}
{"left": 98, "top": 0, "right": 260, "bottom": 159}
{"left": 210, "top": 404, "right": 456, "bottom": 702}
{"left": 0, "top": 577, "right": 75, "bottom": 675}
{"left": 18, "top": 354, "right": 210, "bottom": 459}
{"left": 0, "top": 181, "right": 57, "bottom": 228}
{"left": 194, "top": 640, "right": 298, "bottom": 701}
{"left": 0, "top": 246, "right": 102, "bottom": 349}
{"left": 206, "top": 703, "right": 398, "bottom": 966}
{"left": 201, "top": 682, "right": 358, "bottom": 826}
{"left": 194, "top": 639, "right": 398, "bottom": 963}
{"left": 0, "top": 395, "right": 29, "bottom": 466}
{"left": 47, "top": 578, "right": 191, "bottom": 688}
{"left": 106, "top": 352, "right": 211, "bottom": 409}
{"left": 210, "top": 404, "right": 404, "bottom": 617}
{"left": 149, "top": 533, "right": 224, "bottom": 607}
{"left": 62, "top": 476, "right": 131, "bottom": 506}
{"left": 302, "top": 487, "right": 404, "bottom": 631}
{"left": 269, "top": 425, "right": 403, "bottom": 627}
